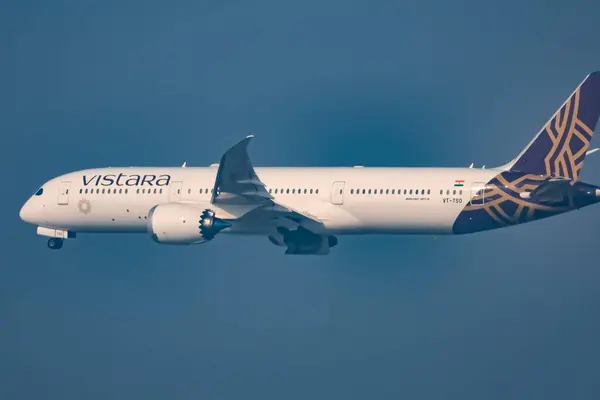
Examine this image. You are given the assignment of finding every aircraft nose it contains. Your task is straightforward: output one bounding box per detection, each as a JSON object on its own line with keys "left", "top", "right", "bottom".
{"left": 19, "top": 200, "right": 33, "bottom": 223}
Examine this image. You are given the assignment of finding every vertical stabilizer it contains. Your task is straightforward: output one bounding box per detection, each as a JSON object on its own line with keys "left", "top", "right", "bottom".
{"left": 501, "top": 71, "right": 600, "bottom": 180}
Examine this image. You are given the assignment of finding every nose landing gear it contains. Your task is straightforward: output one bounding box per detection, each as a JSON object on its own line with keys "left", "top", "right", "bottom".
{"left": 47, "top": 238, "right": 64, "bottom": 250}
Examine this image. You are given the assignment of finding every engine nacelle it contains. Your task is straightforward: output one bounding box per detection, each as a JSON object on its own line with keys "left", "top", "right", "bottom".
{"left": 147, "top": 203, "right": 231, "bottom": 244}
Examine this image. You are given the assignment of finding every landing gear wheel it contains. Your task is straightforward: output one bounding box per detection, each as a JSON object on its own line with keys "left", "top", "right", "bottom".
{"left": 47, "top": 238, "right": 64, "bottom": 250}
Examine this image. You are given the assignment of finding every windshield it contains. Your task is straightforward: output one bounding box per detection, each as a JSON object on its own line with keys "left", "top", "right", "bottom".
{"left": 35, "top": 188, "right": 44, "bottom": 196}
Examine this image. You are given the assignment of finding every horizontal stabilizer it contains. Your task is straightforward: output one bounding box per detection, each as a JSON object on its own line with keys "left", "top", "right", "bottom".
{"left": 527, "top": 179, "right": 573, "bottom": 204}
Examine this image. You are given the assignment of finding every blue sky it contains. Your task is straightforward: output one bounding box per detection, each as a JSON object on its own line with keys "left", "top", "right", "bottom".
{"left": 2, "top": 1, "right": 600, "bottom": 399}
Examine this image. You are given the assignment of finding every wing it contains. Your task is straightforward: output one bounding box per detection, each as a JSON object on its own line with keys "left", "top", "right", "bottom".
{"left": 210, "top": 135, "right": 272, "bottom": 205}
{"left": 210, "top": 136, "right": 324, "bottom": 230}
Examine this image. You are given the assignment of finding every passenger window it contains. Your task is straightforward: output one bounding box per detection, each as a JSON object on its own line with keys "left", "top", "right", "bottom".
{"left": 453, "top": 190, "right": 456, "bottom": 195}
{"left": 310, "top": 189, "right": 313, "bottom": 194}
{"left": 391, "top": 189, "right": 395, "bottom": 194}
{"left": 404, "top": 189, "right": 407, "bottom": 195}
{"left": 102, "top": 189, "right": 105, "bottom": 194}
{"left": 304, "top": 189, "right": 307, "bottom": 194}
{"left": 316, "top": 189, "right": 319, "bottom": 194}
{"left": 85, "top": 189, "right": 88, "bottom": 194}
{"left": 362, "top": 189, "right": 365, "bottom": 194}
{"left": 459, "top": 190, "right": 463, "bottom": 195}
{"left": 125, "top": 189, "right": 128, "bottom": 194}
{"left": 409, "top": 189, "right": 413, "bottom": 194}
{"left": 350, "top": 189, "right": 354, "bottom": 194}
{"left": 286, "top": 189, "right": 290, "bottom": 194}
{"left": 154, "top": 189, "right": 158, "bottom": 194}
{"left": 368, "top": 189, "right": 371, "bottom": 194}
{"left": 421, "top": 189, "right": 425, "bottom": 195}
{"left": 446, "top": 189, "right": 450, "bottom": 195}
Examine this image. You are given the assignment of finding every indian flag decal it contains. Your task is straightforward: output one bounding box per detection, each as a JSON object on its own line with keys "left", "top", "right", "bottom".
{"left": 454, "top": 180, "right": 465, "bottom": 187}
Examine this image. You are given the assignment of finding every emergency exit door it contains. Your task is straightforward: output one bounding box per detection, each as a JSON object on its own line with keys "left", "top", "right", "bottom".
{"left": 169, "top": 181, "right": 183, "bottom": 202}
{"left": 57, "top": 181, "right": 70, "bottom": 205}
{"left": 330, "top": 181, "right": 345, "bottom": 205}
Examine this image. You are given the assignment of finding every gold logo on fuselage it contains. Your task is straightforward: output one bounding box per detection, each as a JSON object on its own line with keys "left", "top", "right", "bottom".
{"left": 78, "top": 199, "right": 92, "bottom": 215}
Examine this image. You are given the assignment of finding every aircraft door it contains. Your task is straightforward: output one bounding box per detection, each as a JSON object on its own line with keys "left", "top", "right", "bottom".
{"left": 57, "top": 181, "right": 70, "bottom": 205}
{"left": 470, "top": 182, "right": 488, "bottom": 205}
{"left": 331, "top": 181, "right": 345, "bottom": 205}
{"left": 169, "top": 181, "right": 183, "bottom": 202}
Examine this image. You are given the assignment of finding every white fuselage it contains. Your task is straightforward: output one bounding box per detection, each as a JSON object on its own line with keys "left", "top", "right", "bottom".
{"left": 20, "top": 166, "right": 499, "bottom": 236}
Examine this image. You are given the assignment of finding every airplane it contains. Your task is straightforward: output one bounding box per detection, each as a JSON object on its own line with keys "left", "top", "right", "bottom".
{"left": 19, "top": 71, "right": 600, "bottom": 255}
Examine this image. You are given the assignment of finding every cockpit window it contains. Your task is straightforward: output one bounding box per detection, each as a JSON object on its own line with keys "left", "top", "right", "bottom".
{"left": 35, "top": 188, "right": 44, "bottom": 196}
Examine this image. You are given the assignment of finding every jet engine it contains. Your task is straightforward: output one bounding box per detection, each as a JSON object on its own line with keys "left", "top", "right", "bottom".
{"left": 147, "top": 203, "right": 231, "bottom": 244}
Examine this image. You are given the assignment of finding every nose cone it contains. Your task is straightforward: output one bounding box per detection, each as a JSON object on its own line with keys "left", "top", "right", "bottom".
{"left": 19, "top": 199, "right": 34, "bottom": 224}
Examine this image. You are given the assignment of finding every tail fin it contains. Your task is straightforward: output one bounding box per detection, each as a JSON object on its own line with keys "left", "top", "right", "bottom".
{"left": 502, "top": 71, "right": 600, "bottom": 180}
